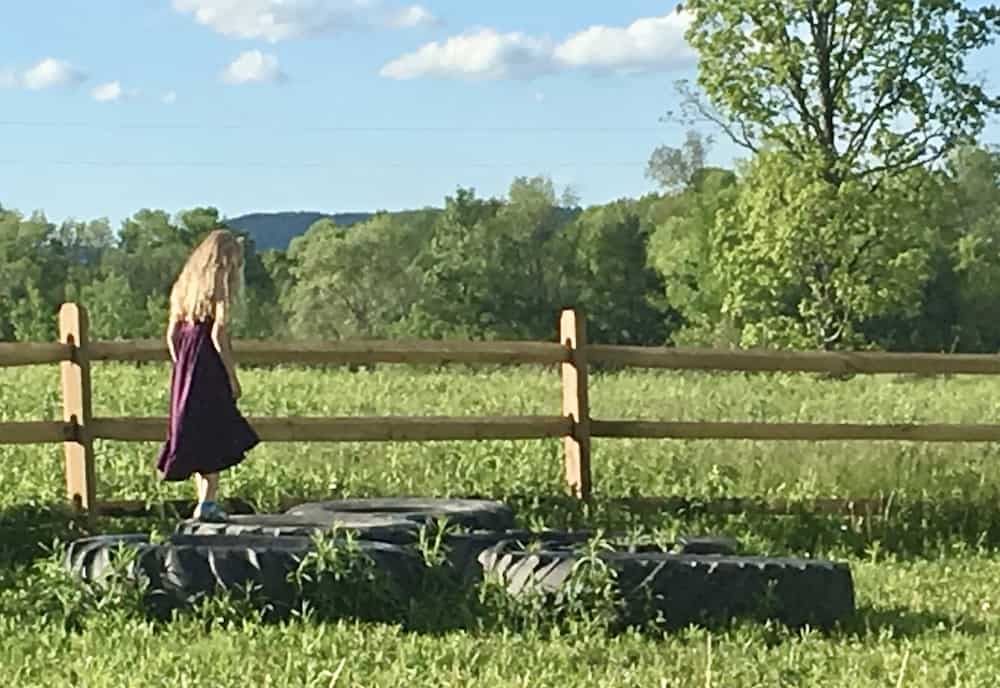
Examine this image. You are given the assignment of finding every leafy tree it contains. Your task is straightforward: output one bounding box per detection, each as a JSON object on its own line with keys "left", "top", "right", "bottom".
{"left": 178, "top": 207, "right": 224, "bottom": 240}
{"left": 0, "top": 210, "right": 60, "bottom": 340}
{"left": 262, "top": 250, "right": 295, "bottom": 297}
{"left": 646, "top": 130, "right": 713, "bottom": 192}
{"left": 647, "top": 168, "right": 740, "bottom": 346}
{"left": 407, "top": 179, "right": 576, "bottom": 340}
{"left": 0, "top": 210, "right": 123, "bottom": 340}
{"left": 227, "top": 230, "right": 280, "bottom": 338}
{"left": 565, "top": 201, "right": 671, "bottom": 345}
{"left": 263, "top": 248, "right": 296, "bottom": 329}
{"left": 407, "top": 188, "right": 503, "bottom": 338}
{"left": 944, "top": 146, "right": 1000, "bottom": 351}
{"left": 678, "top": 0, "right": 1000, "bottom": 183}
{"left": 660, "top": 0, "right": 1000, "bottom": 350}
{"left": 716, "top": 153, "right": 934, "bottom": 349}
{"left": 103, "top": 209, "right": 195, "bottom": 336}
{"left": 8, "top": 284, "right": 54, "bottom": 342}
{"left": 285, "top": 213, "right": 432, "bottom": 339}
{"left": 873, "top": 145, "right": 1000, "bottom": 352}
{"left": 80, "top": 271, "right": 147, "bottom": 340}
{"left": 53, "top": 218, "right": 113, "bottom": 292}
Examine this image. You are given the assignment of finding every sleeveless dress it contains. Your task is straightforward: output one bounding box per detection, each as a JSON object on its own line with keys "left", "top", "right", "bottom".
{"left": 156, "top": 319, "right": 260, "bottom": 481}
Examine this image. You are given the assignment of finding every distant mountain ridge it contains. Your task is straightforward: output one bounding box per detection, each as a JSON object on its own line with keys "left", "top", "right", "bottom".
{"left": 227, "top": 206, "right": 584, "bottom": 252}
{"left": 226, "top": 211, "right": 374, "bottom": 251}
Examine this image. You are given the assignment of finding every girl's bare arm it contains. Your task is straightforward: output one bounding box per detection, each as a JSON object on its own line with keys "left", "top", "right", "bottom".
{"left": 166, "top": 319, "right": 178, "bottom": 363}
{"left": 211, "top": 301, "right": 241, "bottom": 399}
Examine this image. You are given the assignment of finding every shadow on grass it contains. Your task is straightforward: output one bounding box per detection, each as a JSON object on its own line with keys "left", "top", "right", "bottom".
{"left": 843, "top": 605, "right": 988, "bottom": 638}
{"left": 0, "top": 500, "right": 184, "bottom": 571}
{"left": 501, "top": 493, "right": 1000, "bottom": 558}
{"left": 0, "top": 495, "right": 265, "bottom": 568}
{"left": 0, "top": 502, "right": 85, "bottom": 569}
{"left": 6, "top": 491, "right": 1000, "bottom": 564}
{"left": 7, "top": 489, "right": 1000, "bottom": 568}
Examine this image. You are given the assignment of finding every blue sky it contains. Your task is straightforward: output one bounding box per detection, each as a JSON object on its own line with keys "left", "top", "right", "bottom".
{"left": 2, "top": 0, "right": 999, "bottom": 229}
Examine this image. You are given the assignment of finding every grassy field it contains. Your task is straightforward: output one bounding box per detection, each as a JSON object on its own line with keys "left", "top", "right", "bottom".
{"left": 3, "top": 362, "right": 1000, "bottom": 686}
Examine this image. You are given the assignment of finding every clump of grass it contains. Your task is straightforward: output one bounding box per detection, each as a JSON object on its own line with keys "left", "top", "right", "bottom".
{"left": 476, "top": 532, "right": 627, "bottom": 637}
{"left": 290, "top": 526, "right": 410, "bottom": 624}
{"left": 1, "top": 539, "right": 150, "bottom": 633}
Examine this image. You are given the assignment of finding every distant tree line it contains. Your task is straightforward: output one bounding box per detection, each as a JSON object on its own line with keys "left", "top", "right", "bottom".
{"left": 1, "top": 142, "right": 999, "bottom": 353}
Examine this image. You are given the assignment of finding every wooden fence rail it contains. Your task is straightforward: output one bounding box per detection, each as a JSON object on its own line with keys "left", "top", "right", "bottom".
{"left": 4, "top": 302, "right": 1000, "bottom": 526}
{"left": 586, "top": 345, "right": 1000, "bottom": 375}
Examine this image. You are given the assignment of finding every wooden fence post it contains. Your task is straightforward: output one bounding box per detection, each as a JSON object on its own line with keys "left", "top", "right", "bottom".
{"left": 59, "top": 303, "right": 96, "bottom": 526}
{"left": 560, "top": 308, "right": 592, "bottom": 500}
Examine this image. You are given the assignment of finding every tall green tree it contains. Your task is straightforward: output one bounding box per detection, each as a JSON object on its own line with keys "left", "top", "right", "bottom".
{"left": 716, "top": 153, "right": 934, "bottom": 349}
{"left": 103, "top": 209, "right": 195, "bottom": 336}
{"left": 0, "top": 210, "right": 60, "bottom": 341}
{"left": 79, "top": 271, "right": 148, "bottom": 340}
{"left": 407, "top": 179, "right": 576, "bottom": 340}
{"left": 405, "top": 188, "right": 504, "bottom": 339}
{"left": 285, "top": 212, "right": 433, "bottom": 339}
{"left": 565, "top": 201, "right": 671, "bottom": 345}
{"left": 678, "top": 0, "right": 1000, "bottom": 183}
{"left": 896, "top": 145, "right": 1000, "bottom": 352}
{"left": 646, "top": 130, "right": 713, "bottom": 192}
{"left": 647, "top": 168, "right": 740, "bottom": 346}
{"left": 944, "top": 146, "right": 1000, "bottom": 351}
{"left": 663, "top": 0, "right": 1000, "bottom": 349}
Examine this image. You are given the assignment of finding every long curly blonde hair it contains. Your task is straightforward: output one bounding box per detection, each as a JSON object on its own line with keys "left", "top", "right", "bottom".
{"left": 169, "top": 230, "right": 244, "bottom": 324}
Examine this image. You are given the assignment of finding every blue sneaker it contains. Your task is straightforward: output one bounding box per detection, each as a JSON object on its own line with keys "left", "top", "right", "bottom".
{"left": 194, "top": 500, "right": 228, "bottom": 523}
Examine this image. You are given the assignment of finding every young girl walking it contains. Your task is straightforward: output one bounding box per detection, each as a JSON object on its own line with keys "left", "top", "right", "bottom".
{"left": 156, "top": 229, "right": 259, "bottom": 522}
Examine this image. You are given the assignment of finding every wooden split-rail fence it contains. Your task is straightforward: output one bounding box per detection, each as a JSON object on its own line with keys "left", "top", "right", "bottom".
{"left": 4, "top": 303, "right": 1000, "bottom": 526}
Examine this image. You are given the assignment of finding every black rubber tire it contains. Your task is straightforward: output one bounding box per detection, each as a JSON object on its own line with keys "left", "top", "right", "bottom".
{"left": 284, "top": 497, "right": 515, "bottom": 532}
{"left": 65, "top": 533, "right": 422, "bottom": 611}
{"left": 65, "top": 534, "right": 162, "bottom": 582}
{"left": 479, "top": 544, "right": 855, "bottom": 630}
{"left": 175, "top": 513, "right": 423, "bottom": 544}
{"left": 175, "top": 523, "right": 595, "bottom": 580}
{"left": 440, "top": 530, "right": 596, "bottom": 577}
{"left": 442, "top": 530, "right": 713, "bottom": 578}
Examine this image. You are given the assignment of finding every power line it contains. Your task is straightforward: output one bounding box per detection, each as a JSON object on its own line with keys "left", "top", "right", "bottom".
{"left": 0, "top": 120, "right": 663, "bottom": 134}
{"left": 0, "top": 159, "right": 645, "bottom": 170}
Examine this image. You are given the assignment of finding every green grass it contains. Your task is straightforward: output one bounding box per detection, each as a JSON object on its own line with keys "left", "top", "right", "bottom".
{"left": 3, "top": 363, "right": 1000, "bottom": 686}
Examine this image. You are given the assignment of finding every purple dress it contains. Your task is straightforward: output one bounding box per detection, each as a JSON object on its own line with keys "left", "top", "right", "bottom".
{"left": 156, "top": 319, "right": 259, "bottom": 482}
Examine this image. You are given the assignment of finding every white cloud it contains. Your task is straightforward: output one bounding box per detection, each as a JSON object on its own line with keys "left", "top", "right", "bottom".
{"left": 162, "top": 90, "right": 178, "bottom": 104}
{"left": 554, "top": 12, "right": 695, "bottom": 73}
{"left": 91, "top": 81, "right": 140, "bottom": 102}
{"left": 91, "top": 81, "right": 123, "bottom": 102}
{"left": 222, "top": 50, "right": 286, "bottom": 84}
{"left": 21, "top": 58, "right": 86, "bottom": 90}
{"left": 173, "top": 0, "right": 435, "bottom": 42}
{"left": 385, "top": 4, "right": 437, "bottom": 29}
{"left": 381, "top": 9, "right": 696, "bottom": 81}
{"left": 380, "top": 28, "right": 554, "bottom": 81}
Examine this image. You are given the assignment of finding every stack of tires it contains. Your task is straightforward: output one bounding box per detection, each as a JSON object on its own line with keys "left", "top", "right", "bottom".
{"left": 65, "top": 498, "right": 856, "bottom": 629}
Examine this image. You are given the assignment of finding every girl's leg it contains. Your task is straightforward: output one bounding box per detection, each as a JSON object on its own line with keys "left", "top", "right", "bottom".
{"left": 194, "top": 473, "right": 207, "bottom": 503}
{"left": 200, "top": 472, "right": 220, "bottom": 503}
{"left": 193, "top": 472, "right": 225, "bottom": 521}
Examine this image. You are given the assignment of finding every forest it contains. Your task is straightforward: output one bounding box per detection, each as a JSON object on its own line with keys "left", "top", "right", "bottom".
{"left": 5, "top": 138, "right": 1000, "bottom": 352}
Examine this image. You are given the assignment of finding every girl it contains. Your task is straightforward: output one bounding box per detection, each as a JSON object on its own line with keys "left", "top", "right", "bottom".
{"left": 156, "top": 229, "right": 259, "bottom": 522}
